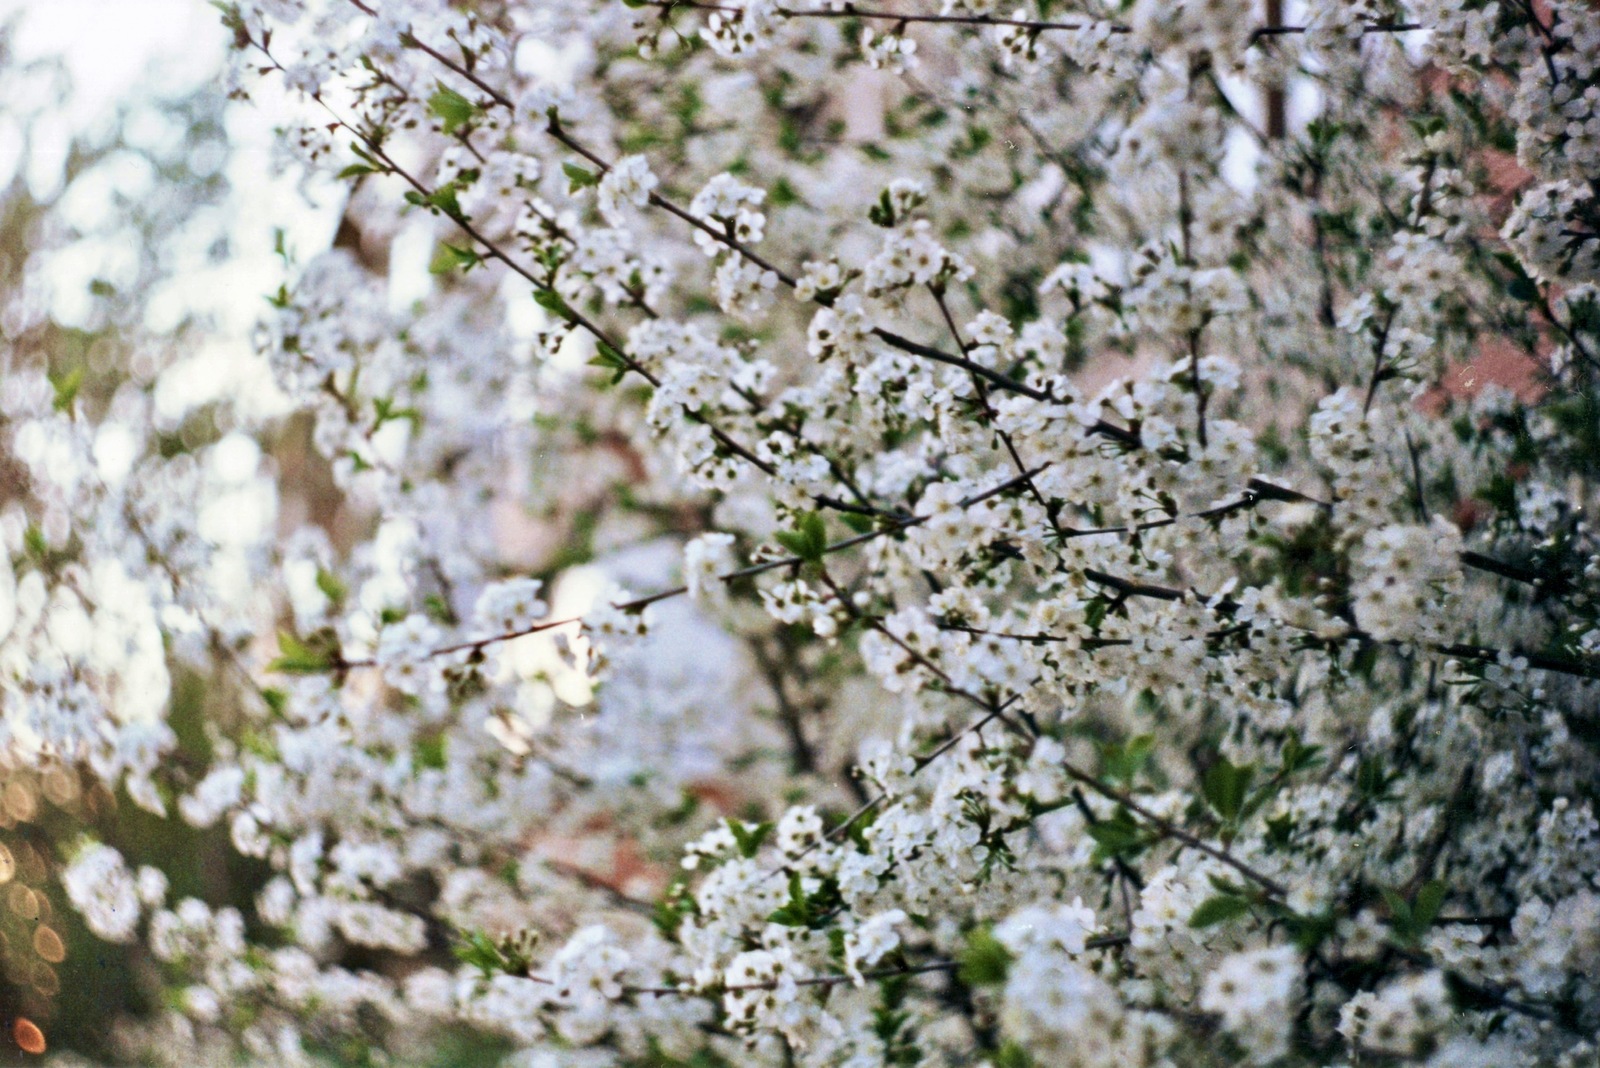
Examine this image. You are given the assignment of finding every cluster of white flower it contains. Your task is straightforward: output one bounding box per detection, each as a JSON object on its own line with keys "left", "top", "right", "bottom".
{"left": 595, "top": 153, "right": 658, "bottom": 227}
{"left": 60, "top": 843, "right": 165, "bottom": 944}
{"left": 6, "top": 0, "right": 1598, "bottom": 1061}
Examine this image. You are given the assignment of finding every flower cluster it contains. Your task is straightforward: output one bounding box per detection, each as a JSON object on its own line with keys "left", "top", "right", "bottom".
{"left": 3, "top": 0, "right": 1598, "bottom": 1063}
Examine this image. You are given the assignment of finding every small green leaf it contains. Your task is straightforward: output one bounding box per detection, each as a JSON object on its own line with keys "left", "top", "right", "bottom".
{"left": 413, "top": 735, "right": 447, "bottom": 770}
{"left": 1507, "top": 275, "right": 1540, "bottom": 303}
{"left": 1203, "top": 756, "right": 1255, "bottom": 821}
{"left": 727, "top": 818, "right": 774, "bottom": 858}
{"left": 768, "top": 873, "right": 813, "bottom": 927}
{"left": 429, "top": 242, "right": 480, "bottom": 274}
{"left": 532, "top": 287, "right": 574, "bottom": 321}
{"left": 993, "top": 1043, "right": 1034, "bottom": 1068}
{"left": 1279, "top": 730, "right": 1325, "bottom": 776}
{"left": 314, "top": 567, "right": 346, "bottom": 607}
{"left": 869, "top": 189, "right": 896, "bottom": 227}
{"left": 799, "top": 511, "right": 827, "bottom": 559}
{"left": 839, "top": 512, "right": 874, "bottom": 534}
{"left": 586, "top": 340, "right": 632, "bottom": 386}
{"left": 452, "top": 929, "right": 507, "bottom": 977}
{"left": 50, "top": 367, "right": 84, "bottom": 414}
{"left": 651, "top": 877, "right": 697, "bottom": 939}
{"left": 1189, "top": 894, "right": 1252, "bottom": 928}
{"left": 267, "top": 629, "right": 341, "bottom": 675}
{"left": 773, "top": 512, "right": 828, "bottom": 564}
{"left": 426, "top": 183, "right": 463, "bottom": 219}
{"left": 957, "top": 925, "right": 1012, "bottom": 987}
{"left": 1086, "top": 807, "right": 1145, "bottom": 864}
{"left": 427, "top": 83, "right": 479, "bottom": 135}
{"left": 1356, "top": 755, "right": 1393, "bottom": 801}
{"left": 372, "top": 396, "right": 421, "bottom": 428}
{"left": 337, "top": 162, "right": 378, "bottom": 180}
{"left": 1101, "top": 734, "right": 1155, "bottom": 784}
{"left": 563, "top": 161, "right": 600, "bottom": 191}
{"left": 1413, "top": 880, "right": 1446, "bottom": 930}
{"left": 1381, "top": 887, "right": 1411, "bottom": 924}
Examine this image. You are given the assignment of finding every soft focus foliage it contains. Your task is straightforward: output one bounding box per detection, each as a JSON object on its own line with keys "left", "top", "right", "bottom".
{"left": 4, "top": 0, "right": 1600, "bottom": 1064}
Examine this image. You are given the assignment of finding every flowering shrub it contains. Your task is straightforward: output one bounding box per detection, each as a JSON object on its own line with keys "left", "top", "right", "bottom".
{"left": 6, "top": 0, "right": 1600, "bottom": 1063}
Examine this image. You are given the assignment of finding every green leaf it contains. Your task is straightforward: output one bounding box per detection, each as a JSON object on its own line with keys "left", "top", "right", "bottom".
{"left": 768, "top": 873, "right": 813, "bottom": 927}
{"left": 22, "top": 526, "right": 47, "bottom": 561}
{"left": 424, "top": 593, "right": 454, "bottom": 623}
{"left": 267, "top": 629, "right": 341, "bottom": 675}
{"left": 453, "top": 929, "right": 507, "bottom": 977}
{"left": 429, "top": 242, "right": 480, "bottom": 274}
{"left": 314, "top": 567, "right": 346, "bottom": 607}
{"left": 563, "top": 161, "right": 600, "bottom": 192}
{"left": 651, "top": 877, "right": 697, "bottom": 939}
{"left": 372, "top": 396, "right": 421, "bottom": 428}
{"left": 1189, "top": 894, "right": 1252, "bottom": 928}
{"left": 727, "top": 818, "right": 774, "bottom": 858}
{"left": 1279, "top": 730, "right": 1324, "bottom": 776}
{"left": 827, "top": 927, "right": 847, "bottom": 962}
{"left": 1507, "top": 275, "right": 1540, "bottom": 303}
{"left": 839, "top": 512, "right": 874, "bottom": 534}
{"left": 1203, "top": 756, "right": 1255, "bottom": 821}
{"left": 957, "top": 925, "right": 1012, "bottom": 987}
{"left": 1284, "top": 910, "right": 1337, "bottom": 951}
{"left": 50, "top": 367, "right": 84, "bottom": 414}
{"left": 426, "top": 183, "right": 463, "bottom": 219}
{"left": 532, "top": 286, "right": 574, "bottom": 321}
{"left": 993, "top": 1043, "right": 1034, "bottom": 1068}
{"left": 1101, "top": 734, "right": 1155, "bottom": 784}
{"left": 337, "top": 162, "right": 378, "bottom": 180}
{"left": 405, "top": 183, "right": 465, "bottom": 219}
{"left": 869, "top": 189, "right": 896, "bottom": 228}
{"left": 775, "top": 512, "right": 829, "bottom": 563}
{"left": 1086, "top": 807, "right": 1145, "bottom": 864}
{"left": 413, "top": 735, "right": 447, "bottom": 770}
{"left": 1355, "top": 755, "right": 1393, "bottom": 801}
{"left": 586, "top": 340, "right": 631, "bottom": 386}
{"left": 1083, "top": 595, "right": 1110, "bottom": 632}
{"left": 428, "top": 83, "right": 479, "bottom": 135}
{"left": 1413, "top": 880, "right": 1446, "bottom": 930}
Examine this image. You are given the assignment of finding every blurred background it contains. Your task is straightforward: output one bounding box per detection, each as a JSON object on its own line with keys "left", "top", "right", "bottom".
{"left": 0, "top": 3, "right": 316, "bottom": 1060}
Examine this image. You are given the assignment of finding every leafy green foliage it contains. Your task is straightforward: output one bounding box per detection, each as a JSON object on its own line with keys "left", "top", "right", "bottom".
{"left": 774, "top": 512, "right": 829, "bottom": 563}
{"left": 427, "top": 83, "right": 479, "bottom": 135}
{"left": 957, "top": 925, "right": 1012, "bottom": 987}
{"left": 267, "top": 628, "right": 342, "bottom": 675}
{"left": 1189, "top": 893, "right": 1253, "bottom": 928}
{"left": 1099, "top": 733, "right": 1155, "bottom": 785}
{"left": 429, "top": 242, "right": 482, "bottom": 274}
{"left": 1086, "top": 806, "right": 1150, "bottom": 864}
{"left": 767, "top": 872, "right": 842, "bottom": 929}
{"left": 1202, "top": 756, "right": 1256, "bottom": 822}
{"left": 563, "top": 161, "right": 600, "bottom": 192}
{"left": 587, "top": 340, "right": 632, "bottom": 385}
{"left": 727, "top": 818, "right": 774, "bottom": 858}
{"left": 1382, "top": 880, "right": 1447, "bottom": 946}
